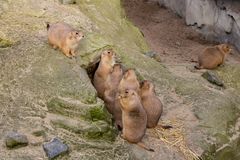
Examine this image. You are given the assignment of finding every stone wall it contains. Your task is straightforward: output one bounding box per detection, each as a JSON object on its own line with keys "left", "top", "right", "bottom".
{"left": 158, "top": 0, "right": 240, "bottom": 51}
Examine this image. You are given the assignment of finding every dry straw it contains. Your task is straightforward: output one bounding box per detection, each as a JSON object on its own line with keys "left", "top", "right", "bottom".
{"left": 153, "top": 120, "right": 201, "bottom": 160}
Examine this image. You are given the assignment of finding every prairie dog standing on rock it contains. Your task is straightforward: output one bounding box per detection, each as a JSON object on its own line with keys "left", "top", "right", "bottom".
{"left": 47, "top": 22, "right": 84, "bottom": 58}
{"left": 119, "top": 89, "right": 154, "bottom": 152}
{"left": 195, "top": 44, "right": 231, "bottom": 69}
{"left": 104, "top": 64, "right": 123, "bottom": 129}
{"left": 140, "top": 80, "right": 162, "bottom": 128}
{"left": 93, "top": 49, "right": 116, "bottom": 98}
{"left": 118, "top": 69, "right": 140, "bottom": 94}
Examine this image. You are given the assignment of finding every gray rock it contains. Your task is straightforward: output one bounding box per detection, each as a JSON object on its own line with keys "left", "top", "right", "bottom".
{"left": 144, "top": 51, "right": 161, "bottom": 62}
{"left": 202, "top": 71, "right": 224, "bottom": 87}
{"left": 5, "top": 132, "right": 28, "bottom": 148}
{"left": 158, "top": 0, "right": 186, "bottom": 17}
{"left": 157, "top": 0, "right": 240, "bottom": 52}
{"left": 43, "top": 138, "right": 69, "bottom": 159}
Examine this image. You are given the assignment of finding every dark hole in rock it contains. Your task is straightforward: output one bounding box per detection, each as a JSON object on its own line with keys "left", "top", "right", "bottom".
{"left": 83, "top": 54, "right": 131, "bottom": 132}
{"left": 84, "top": 56, "right": 101, "bottom": 83}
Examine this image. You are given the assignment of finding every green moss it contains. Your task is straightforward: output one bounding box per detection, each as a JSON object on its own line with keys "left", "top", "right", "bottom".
{"left": 88, "top": 106, "right": 111, "bottom": 122}
{"left": 216, "top": 65, "right": 240, "bottom": 92}
{"left": 32, "top": 130, "right": 46, "bottom": 137}
{"left": 47, "top": 98, "right": 71, "bottom": 117}
{"left": 84, "top": 121, "right": 117, "bottom": 141}
{"left": 47, "top": 97, "right": 95, "bottom": 119}
{"left": 0, "top": 38, "right": 14, "bottom": 48}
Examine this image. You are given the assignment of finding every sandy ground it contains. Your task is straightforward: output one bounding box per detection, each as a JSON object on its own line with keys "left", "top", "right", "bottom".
{"left": 122, "top": 0, "right": 240, "bottom": 65}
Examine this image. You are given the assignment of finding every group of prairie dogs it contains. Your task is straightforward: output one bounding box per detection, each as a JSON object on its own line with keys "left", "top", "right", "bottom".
{"left": 46, "top": 22, "right": 232, "bottom": 151}
{"left": 93, "top": 49, "right": 164, "bottom": 152}
{"left": 46, "top": 22, "right": 232, "bottom": 69}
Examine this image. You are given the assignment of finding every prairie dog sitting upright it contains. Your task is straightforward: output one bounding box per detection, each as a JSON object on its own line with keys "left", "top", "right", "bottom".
{"left": 104, "top": 64, "right": 123, "bottom": 130}
{"left": 93, "top": 49, "right": 116, "bottom": 98}
{"left": 119, "top": 89, "right": 154, "bottom": 152}
{"left": 118, "top": 69, "right": 140, "bottom": 94}
{"left": 140, "top": 80, "right": 163, "bottom": 128}
{"left": 195, "top": 44, "right": 231, "bottom": 69}
{"left": 47, "top": 22, "right": 84, "bottom": 58}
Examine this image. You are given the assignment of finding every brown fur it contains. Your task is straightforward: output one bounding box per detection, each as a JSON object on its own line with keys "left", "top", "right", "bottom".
{"left": 104, "top": 64, "right": 123, "bottom": 129}
{"left": 47, "top": 22, "right": 84, "bottom": 58}
{"left": 93, "top": 49, "right": 116, "bottom": 98}
{"left": 119, "top": 89, "right": 154, "bottom": 152}
{"left": 140, "top": 80, "right": 163, "bottom": 128}
{"left": 195, "top": 44, "right": 231, "bottom": 69}
{"left": 118, "top": 69, "right": 140, "bottom": 94}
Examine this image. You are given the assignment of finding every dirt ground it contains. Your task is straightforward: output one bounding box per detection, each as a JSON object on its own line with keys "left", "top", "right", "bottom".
{"left": 122, "top": 0, "right": 240, "bottom": 65}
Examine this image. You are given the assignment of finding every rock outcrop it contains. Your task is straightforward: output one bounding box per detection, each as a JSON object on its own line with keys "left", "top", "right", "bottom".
{"left": 158, "top": 0, "right": 240, "bottom": 52}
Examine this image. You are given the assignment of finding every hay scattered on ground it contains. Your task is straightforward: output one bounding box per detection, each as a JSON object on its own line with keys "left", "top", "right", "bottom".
{"left": 153, "top": 120, "right": 201, "bottom": 160}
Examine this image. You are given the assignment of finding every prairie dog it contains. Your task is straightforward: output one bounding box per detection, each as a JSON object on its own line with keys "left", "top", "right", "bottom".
{"left": 47, "top": 22, "right": 84, "bottom": 58}
{"left": 119, "top": 89, "right": 154, "bottom": 152}
{"left": 140, "top": 80, "right": 162, "bottom": 128}
{"left": 118, "top": 69, "right": 140, "bottom": 94}
{"left": 195, "top": 44, "right": 231, "bottom": 69}
{"left": 104, "top": 64, "right": 123, "bottom": 129}
{"left": 104, "top": 64, "right": 123, "bottom": 107}
{"left": 93, "top": 49, "right": 116, "bottom": 98}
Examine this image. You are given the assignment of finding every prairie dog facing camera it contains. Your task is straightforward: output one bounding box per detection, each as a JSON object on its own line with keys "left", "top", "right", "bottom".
{"left": 195, "top": 44, "right": 231, "bottom": 69}
{"left": 93, "top": 49, "right": 116, "bottom": 98}
{"left": 118, "top": 69, "right": 140, "bottom": 94}
{"left": 119, "top": 89, "right": 154, "bottom": 152}
{"left": 140, "top": 80, "right": 163, "bottom": 128}
{"left": 47, "top": 22, "right": 84, "bottom": 58}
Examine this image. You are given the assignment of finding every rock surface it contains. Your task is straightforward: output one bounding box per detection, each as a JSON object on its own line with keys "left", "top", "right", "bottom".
{"left": 157, "top": 0, "right": 240, "bottom": 52}
{"left": 43, "top": 138, "right": 69, "bottom": 159}
{"left": 5, "top": 132, "right": 28, "bottom": 148}
{"left": 202, "top": 71, "right": 224, "bottom": 87}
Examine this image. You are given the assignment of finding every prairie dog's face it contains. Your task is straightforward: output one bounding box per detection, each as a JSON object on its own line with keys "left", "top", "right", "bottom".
{"left": 101, "top": 49, "right": 116, "bottom": 66}
{"left": 140, "top": 80, "right": 154, "bottom": 93}
{"left": 119, "top": 89, "right": 137, "bottom": 110}
{"left": 68, "top": 31, "right": 84, "bottom": 42}
{"left": 112, "top": 64, "right": 122, "bottom": 74}
{"left": 218, "top": 44, "right": 231, "bottom": 55}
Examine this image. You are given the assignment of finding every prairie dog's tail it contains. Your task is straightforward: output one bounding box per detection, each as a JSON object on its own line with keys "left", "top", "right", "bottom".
{"left": 46, "top": 22, "right": 50, "bottom": 30}
{"left": 137, "top": 142, "right": 154, "bottom": 152}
